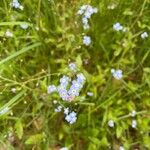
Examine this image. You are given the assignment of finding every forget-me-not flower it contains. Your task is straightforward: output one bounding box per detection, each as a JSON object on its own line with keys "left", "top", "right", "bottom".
{"left": 83, "top": 35, "right": 91, "bottom": 46}
{"left": 65, "top": 111, "right": 77, "bottom": 124}
{"left": 47, "top": 85, "right": 57, "bottom": 94}
{"left": 113, "top": 23, "right": 124, "bottom": 31}
{"left": 111, "top": 69, "right": 123, "bottom": 80}
{"left": 69, "top": 63, "right": 77, "bottom": 71}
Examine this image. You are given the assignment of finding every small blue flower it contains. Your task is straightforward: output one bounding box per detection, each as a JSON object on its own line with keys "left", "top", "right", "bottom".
{"left": 69, "top": 63, "right": 77, "bottom": 71}
{"left": 68, "top": 85, "right": 79, "bottom": 97}
{"left": 113, "top": 22, "right": 123, "bottom": 31}
{"left": 111, "top": 69, "right": 123, "bottom": 80}
{"left": 57, "top": 88, "right": 69, "bottom": 100}
{"left": 77, "top": 5, "right": 98, "bottom": 30}
{"left": 65, "top": 111, "right": 77, "bottom": 124}
{"left": 60, "top": 75, "right": 70, "bottom": 87}
{"left": 72, "top": 80, "right": 83, "bottom": 89}
{"left": 11, "top": 0, "right": 23, "bottom": 10}
{"left": 77, "top": 73, "right": 86, "bottom": 83}
{"left": 47, "top": 85, "right": 57, "bottom": 94}
{"left": 83, "top": 35, "right": 91, "bottom": 46}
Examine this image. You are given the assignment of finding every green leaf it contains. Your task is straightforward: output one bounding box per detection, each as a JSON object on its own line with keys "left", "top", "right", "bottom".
{"left": 25, "top": 133, "right": 45, "bottom": 145}
{"left": 76, "top": 55, "right": 82, "bottom": 68}
{"left": 116, "top": 126, "right": 122, "bottom": 138}
{"left": 15, "top": 120, "right": 23, "bottom": 139}
{"left": 0, "top": 42, "right": 41, "bottom": 65}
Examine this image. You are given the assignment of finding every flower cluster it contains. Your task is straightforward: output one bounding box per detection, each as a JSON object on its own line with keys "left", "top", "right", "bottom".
{"left": 47, "top": 64, "right": 86, "bottom": 102}
{"left": 77, "top": 5, "right": 98, "bottom": 29}
{"left": 53, "top": 104, "right": 77, "bottom": 124}
{"left": 111, "top": 69, "right": 123, "bottom": 80}
{"left": 83, "top": 35, "right": 91, "bottom": 46}
{"left": 11, "top": 0, "right": 24, "bottom": 10}
{"left": 113, "top": 22, "right": 126, "bottom": 32}
{"left": 141, "top": 31, "right": 148, "bottom": 39}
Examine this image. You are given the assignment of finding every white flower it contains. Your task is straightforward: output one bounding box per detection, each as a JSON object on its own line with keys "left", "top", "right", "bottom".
{"left": 53, "top": 100, "right": 57, "bottom": 104}
{"left": 108, "top": 120, "right": 114, "bottom": 128}
{"left": 119, "top": 146, "right": 125, "bottom": 150}
{"left": 111, "top": 69, "right": 123, "bottom": 80}
{"left": 11, "top": 0, "right": 23, "bottom": 10}
{"left": 60, "top": 147, "right": 68, "bottom": 150}
{"left": 65, "top": 111, "right": 77, "bottom": 124}
{"left": 5, "top": 30, "right": 13, "bottom": 37}
{"left": 20, "top": 23, "right": 28, "bottom": 29}
{"left": 132, "top": 120, "right": 137, "bottom": 128}
{"left": 47, "top": 85, "right": 57, "bottom": 94}
{"left": 141, "top": 32, "right": 148, "bottom": 39}
{"left": 130, "top": 110, "right": 136, "bottom": 117}
{"left": 64, "top": 107, "right": 69, "bottom": 115}
{"left": 54, "top": 105, "right": 62, "bottom": 112}
{"left": 69, "top": 63, "right": 77, "bottom": 71}
{"left": 0, "top": 107, "right": 9, "bottom": 115}
{"left": 83, "top": 35, "right": 91, "bottom": 46}
{"left": 11, "top": 88, "right": 16, "bottom": 93}
{"left": 113, "top": 23, "right": 123, "bottom": 31}
{"left": 87, "top": 92, "right": 93, "bottom": 96}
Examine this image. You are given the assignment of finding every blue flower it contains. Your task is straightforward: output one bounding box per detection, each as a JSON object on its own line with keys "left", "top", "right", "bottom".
{"left": 65, "top": 111, "right": 77, "bottom": 124}
{"left": 77, "top": 5, "right": 98, "bottom": 30}
{"left": 47, "top": 85, "right": 57, "bottom": 94}
{"left": 72, "top": 80, "right": 83, "bottom": 89}
{"left": 57, "top": 87, "right": 69, "bottom": 101}
{"left": 111, "top": 69, "right": 123, "bottom": 80}
{"left": 11, "top": 0, "right": 23, "bottom": 10}
{"left": 60, "top": 75, "right": 70, "bottom": 87}
{"left": 69, "top": 63, "right": 77, "bottom": 71}
{"left": 77, "top": 73, "right": 86, "bottom": 83}
{"left": 68, "top": 85, "right": 79, "bottom": 97}
{"left": 83, "top": 35, "right": 91, "bottom": 46}
{"left": 113, "top": 22, "right": 123, "bottom": 31}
